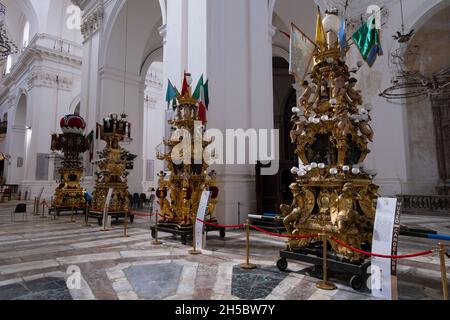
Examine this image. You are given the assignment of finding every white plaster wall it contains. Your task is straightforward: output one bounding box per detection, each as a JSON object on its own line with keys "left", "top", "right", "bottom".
{"left": 142, "top": 63, "right": 165, "bottom": 192}
{"left": 0, "top": 0, "right": 83, "bottom": 199}
{"left": 343, "top": 0, "right": 445, "bottom": 196}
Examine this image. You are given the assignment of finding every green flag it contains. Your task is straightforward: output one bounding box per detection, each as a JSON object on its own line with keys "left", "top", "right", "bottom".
{"left": 165, "top": 79, "right": 178, "bottom": 103}
{"left": 192, "top": 75, "right": 204, "bottom": 100}
{"left": 204, "top": 80, "right": 209, "bottom": 109}
{"left": 352, "top": 15, "right": 382, "bottom": 65}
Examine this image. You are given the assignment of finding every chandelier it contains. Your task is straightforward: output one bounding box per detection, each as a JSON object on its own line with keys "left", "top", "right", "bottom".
{"left": 0, "top": 3, "right": 18, "bottom": 61}
{"left": 379, "top": 0, "right": 450, "bottom": 100}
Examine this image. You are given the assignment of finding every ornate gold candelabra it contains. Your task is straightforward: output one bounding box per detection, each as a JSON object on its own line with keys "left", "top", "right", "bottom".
{"left": 50, "top": 114, "right": 89, "bottom": 208}
{"left": 155, "top": 74, "right": 219, "bottom": 231}
{"left": 283, "top": 18, "right": 379, "bottom": 263}
{"left": 91, "top": 113, "right": 136, "bottom": 213}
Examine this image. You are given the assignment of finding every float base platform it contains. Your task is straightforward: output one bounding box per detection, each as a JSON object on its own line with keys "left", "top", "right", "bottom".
{"left": 151, "top": 221, "right": 226, "bottom": 245}
{"left": 277, "top": 245, "right": 371, "bottom": 291}
{"left": 88, "top": 211, "right": 134, "bottom": 226}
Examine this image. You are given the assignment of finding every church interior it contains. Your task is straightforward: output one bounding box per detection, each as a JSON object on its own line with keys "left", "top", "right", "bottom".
{"left": 0, "top": 0, "right": 448, "bottom": 303}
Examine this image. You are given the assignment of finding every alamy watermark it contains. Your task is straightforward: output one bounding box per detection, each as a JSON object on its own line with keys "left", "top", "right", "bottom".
{"left": 66, "top": 265, "right": 82, "bottom": 290}
{"left": 367, "top": 5, "right": 382, "bottom": 30}
{"left": 66, "top": 5, "right": 82, "bottom": 30}
{"left": 170, "top": 121, "right": 279, "bottom": 176}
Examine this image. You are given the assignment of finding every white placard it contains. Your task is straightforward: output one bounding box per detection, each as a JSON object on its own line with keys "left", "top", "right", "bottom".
{"left": 195, "top": 191, "right": 211, "bottom": 249}
{"left": 371, "top": 197, "right": 401, "bottom": 300}
{"left": 102, "top": 188, "right": 114, "bottom": 229}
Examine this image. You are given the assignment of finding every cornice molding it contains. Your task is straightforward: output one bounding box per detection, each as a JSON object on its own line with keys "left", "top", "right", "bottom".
{"left": 80, "top": 3, "right": 104, "bottom": 43}
{"left": 27, "top": 67, "right": 74, "bottom": 91}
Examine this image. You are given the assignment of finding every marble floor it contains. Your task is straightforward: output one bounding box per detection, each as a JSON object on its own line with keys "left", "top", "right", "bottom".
{"left": 0, "top": 200, "right": 448, "bottom": 300}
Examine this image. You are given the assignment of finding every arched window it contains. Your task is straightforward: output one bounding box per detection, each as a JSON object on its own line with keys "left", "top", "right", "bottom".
{"left": 22, "top": 21, "right": 30, "bottom": 48}
{"left": 5, "top": 55, "right": 12, "bottom": 74}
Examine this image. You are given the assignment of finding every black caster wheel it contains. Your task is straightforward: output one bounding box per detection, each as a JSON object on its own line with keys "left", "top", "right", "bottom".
{"left": 350, "top": 275, "right": 364, "bottom": 291}
{"left": 276, "top": 258, "right": 288, "bottom": 272}
{"left": 312, "top": 265, "right": 323, "bottom": 279}
{"left": 220, "top": 230, "right": 226, "bottom": 238}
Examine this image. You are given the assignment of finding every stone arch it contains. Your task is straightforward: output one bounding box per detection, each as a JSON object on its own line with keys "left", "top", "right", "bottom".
{"left": 8, "top": 93, "right": 28, "bottom": 185}
{"left": 140, "top": 46, "right": 164, "bottom": 82}
{"left": 401, "top": 2, "right": 450, "bottom": 194}
{"left": 101, "top": 0, "right": 165, "bottom": 70}
{"left": 99, "top": 0, "right": 165, "bottom": 194}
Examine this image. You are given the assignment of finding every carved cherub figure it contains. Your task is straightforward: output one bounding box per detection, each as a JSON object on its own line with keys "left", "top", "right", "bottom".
{"left": 332, "top": 75, "right": 347, "bottom": 103}
{"left": 283, "top": 184, "right": 306, "bottom": 234}
{"left": 347, "top": 78, "right": 363, "bottom": 105}
{"left": 332, "top": 183, "right": 361, "bottom": 232}
{"left": 298, "top": 80, "right": 313, "bottom": 107}
{"left": 283, "top": 184, "right": 315, "bottom": 234}
{"left": 335, "top": 108, "right": 354, "bottom": 140}
{"left": 290, "top": 115, "right": 306, "bottom": 144}
{"left": 357, "top": 109, "right": 374, "bottom": 142}
{"left": 358, "top": 184, "right": 379, "bottom": 220}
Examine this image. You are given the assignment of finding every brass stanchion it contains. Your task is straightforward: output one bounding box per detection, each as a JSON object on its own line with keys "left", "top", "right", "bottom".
{"left": 121, "top": 210, "right": 130, "bottom": 238}
{"left": 152, "top": 211, "right": 162, "bottom": 245}
{"left": 188, "top": 216, "right": 201, "bottom": 255}
{"left": 36, "top": 198, "right": 40, "bottom": 215}
{"left": 40, "top": 200, "right": 46, "bottom": 219}
{"left": 240, "top": 219, "right": 257, "bottom": 270}
{"left": 84, "top": 203, "right": 91, "bottom": 227}
{"left": 69, "top": 206, "right": 76, "bottom": 223}
{"left": 33, "top": 198, "right": 37, "bottom": 216}
{"left": 316, "top": 234, "right": 337, "bottom": 290}
{"left": 439, "top": 242, "right": 448, "bottom": 300}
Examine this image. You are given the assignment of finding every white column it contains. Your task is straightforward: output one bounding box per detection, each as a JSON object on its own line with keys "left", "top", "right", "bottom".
{"left": 186, "top": 0, "right": 275, "bottom": 225}
{"left": 164, "top": 0, "right": 189, "bottom": 86}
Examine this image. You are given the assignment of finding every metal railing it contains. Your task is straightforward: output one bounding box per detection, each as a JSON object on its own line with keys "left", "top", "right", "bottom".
{"left": 398, "top": 194, "right": 450, "bottom": 213}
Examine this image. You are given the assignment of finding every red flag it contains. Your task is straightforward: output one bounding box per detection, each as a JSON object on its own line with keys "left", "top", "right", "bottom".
{"left": 198, "top": 101, "right": 207, "bottom": 124}
{"left": 181, "top": 72, "right": 189, "bottom": 96}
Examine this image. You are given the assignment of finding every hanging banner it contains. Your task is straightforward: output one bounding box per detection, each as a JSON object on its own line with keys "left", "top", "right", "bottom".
{"left": 289, "top": 23, "right": 316, "bottom": 82}
{"left": 371, "top": 197, "right": 402, "bottom": 300}
{"left": 195, "top": 191, "right": 211, "bottom": 250}
{"left": 102, "top": 188, "right": 114, "bottom": 229}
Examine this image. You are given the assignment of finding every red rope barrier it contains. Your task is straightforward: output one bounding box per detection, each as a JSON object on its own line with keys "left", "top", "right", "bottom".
{"left": 250, "top": 225, "right": 319, "bottom": 240}
{"left": 330, "top": 236, "right": 434, "bottom": 259}
{"left": 41, "top": 200, "right": 50, "bottom": 209}
{"left": 130, "top": 211, "right": 156, "bottom": 217}
{"left": 196, "top": 218, "right": 245, "bottom": 229}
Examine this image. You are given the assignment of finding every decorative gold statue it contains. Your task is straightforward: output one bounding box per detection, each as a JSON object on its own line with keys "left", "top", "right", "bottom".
{"left": 156, "top": 73, "right": 219, "bottom": 231}
{"left": 91, "top": 113, "right": 135, "bottom": 213}
{"left": 51, "top": 114, "right": 90, "bottom": 209}
{"left": 283, "top": 11, "right": 379, "bottom": 262}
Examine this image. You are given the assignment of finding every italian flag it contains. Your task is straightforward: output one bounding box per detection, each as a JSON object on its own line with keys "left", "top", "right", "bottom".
{"left": 193, "top": 75, "right": 209, "bottom": 124}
